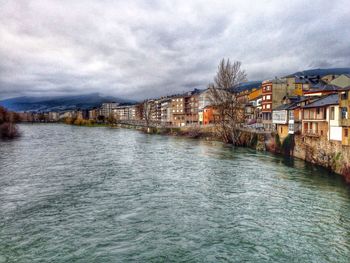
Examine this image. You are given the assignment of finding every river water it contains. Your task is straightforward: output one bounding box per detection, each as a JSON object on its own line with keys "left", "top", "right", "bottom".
{"left": 1, "top": 124, "right": 350, "bottom": 262}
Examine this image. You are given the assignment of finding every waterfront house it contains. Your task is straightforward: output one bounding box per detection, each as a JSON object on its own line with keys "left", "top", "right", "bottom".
{"left": 202, "top": 105, "right": 218, "bottom": 125}
{"left": 301, "top": 94, "right": 340, "bottom": 140}
{"left": 185, "top": 89, "right": 201, "bottom": 125}
{"left": 171, "top": 95, "right": 186, "bottom": 126}
{"left": 339, "top": 87, "right": 350, "bottom": 145}
{"left": 246, "top": 87, "right": 263, "bottom": 129}
{"left": 198, "top": 89, "right": 211, "bottom": 125}
{"left": 262, "top": 78, "right": 306, "bottom": 131}
{"left": 170, "top": 89, "right": 201, "bottom": 127}
{"left": 160, "top": 98, "right": 172, "bottom": 125}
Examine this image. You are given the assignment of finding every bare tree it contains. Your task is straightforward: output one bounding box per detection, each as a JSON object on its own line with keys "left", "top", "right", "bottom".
{"left": 137, "top": 100, "right": 153, "bottom": 128}
{"left": 208, "top": 59, "right": 247, "bottom": 144}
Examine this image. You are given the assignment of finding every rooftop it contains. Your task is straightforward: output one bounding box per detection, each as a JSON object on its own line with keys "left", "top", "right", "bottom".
{"left": 303, "top": 94, "right": 339, "bottom": 109}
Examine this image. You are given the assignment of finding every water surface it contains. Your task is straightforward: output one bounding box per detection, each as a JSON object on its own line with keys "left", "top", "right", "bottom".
{"left": 1, "top": 124, "right": 350, "bottom": 262}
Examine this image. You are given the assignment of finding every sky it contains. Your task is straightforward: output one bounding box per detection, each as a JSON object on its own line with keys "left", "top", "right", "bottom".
{"left": 1, "top": 0, "right": 350, "bottom": 100}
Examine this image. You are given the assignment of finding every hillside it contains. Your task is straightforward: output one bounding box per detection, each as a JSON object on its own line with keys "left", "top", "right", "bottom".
{"left": 0, "top": 93, "right": 135, "bottom": 112}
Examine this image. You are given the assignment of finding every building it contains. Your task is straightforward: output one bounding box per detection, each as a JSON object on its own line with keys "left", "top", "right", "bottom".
{"left": 160, "top": 98, "right": 172, "bottom": 125}
{"left": 303, "top": 83, "right": 343, "bottom": 97}
{"left": 302, "top": 94, "right": 339, "bottom": 140}
{"left": 203, "top": 106, "right": 217, "bottom": 125}
{"left": 48, "top": 112, "right": 60, "bottom": 122}
{"left": 89, "top": 108, "right": 98, "bottom": 120}
{"left": 185, "top": 89, "right": 201, "bottom": 125}
{"left": 272, "top": 103, "right": 291, "bottom": 140}
{"left": 100, "top": 102, "right": 119, "bottom": 118}
{"left": 113, "top": 105, "right": 137, "bottom": 121}
{"left": 339, "top": 87, "right": 350, "bottom": 146}
{"left": 261, "top": 78, "right": 303, "bottom": 131}
{"left": 329, "top": 74, "right": 350, "bottom": 88}
{"left": 198, "top": 89, "right": 211, "bottom": 125}
{"left": 246, "top": 87, "right": 263, "bottom": 128}
{"left": 170, "top": 95, "right": 185, "bottom": 126}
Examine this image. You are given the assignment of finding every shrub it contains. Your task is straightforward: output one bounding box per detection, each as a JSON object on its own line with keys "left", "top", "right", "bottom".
{"left": 0, "top": 107, "right": 20, "bottom": 139}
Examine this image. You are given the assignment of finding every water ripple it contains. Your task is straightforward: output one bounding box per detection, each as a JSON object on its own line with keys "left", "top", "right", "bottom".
{"left": 1, "top": 124, "right": 350, "bottom": 262}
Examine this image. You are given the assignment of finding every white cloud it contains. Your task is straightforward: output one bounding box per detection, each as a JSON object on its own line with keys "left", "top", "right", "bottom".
{"left": 0, "top": 0, "right": 349, "bottom": 100}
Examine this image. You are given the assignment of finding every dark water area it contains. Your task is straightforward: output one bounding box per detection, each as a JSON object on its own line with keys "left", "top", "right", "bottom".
{"left": 1, "top": 124, "right": 350, "bottom": 262}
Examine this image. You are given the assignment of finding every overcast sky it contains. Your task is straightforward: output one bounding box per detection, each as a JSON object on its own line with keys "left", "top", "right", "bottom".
{"left": 1, "top": 0, "right": 350, "bottom": 100}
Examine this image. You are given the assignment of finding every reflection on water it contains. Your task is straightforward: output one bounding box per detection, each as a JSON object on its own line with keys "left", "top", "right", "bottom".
{"left": 1, "top": 124, "right": 350, "bottom": 262}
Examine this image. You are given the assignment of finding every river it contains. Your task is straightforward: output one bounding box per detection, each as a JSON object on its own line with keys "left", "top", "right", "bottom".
{"left": 1, "top": 124, "right": 350, "bottom": 262}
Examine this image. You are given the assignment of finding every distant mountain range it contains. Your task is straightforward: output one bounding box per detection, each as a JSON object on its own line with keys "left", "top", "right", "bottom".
{"left": 0, "top": 93, "right": 136, "bottom": 112}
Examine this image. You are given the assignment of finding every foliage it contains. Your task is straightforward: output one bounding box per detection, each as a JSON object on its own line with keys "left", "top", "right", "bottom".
{"left": 107, "top": 115, "right": 116, "bottom": 124}
{"left": 0, "top": 106, "right": 20, "bottom": 139}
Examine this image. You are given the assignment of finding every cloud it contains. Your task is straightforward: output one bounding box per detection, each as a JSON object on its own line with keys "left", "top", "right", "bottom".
{"left": 0, "top": 0, "right": 349, "bottom": 100}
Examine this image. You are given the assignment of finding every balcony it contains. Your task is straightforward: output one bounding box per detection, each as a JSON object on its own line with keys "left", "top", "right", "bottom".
{"left": 304, "top": 129, "right": 320, "bottom": 137}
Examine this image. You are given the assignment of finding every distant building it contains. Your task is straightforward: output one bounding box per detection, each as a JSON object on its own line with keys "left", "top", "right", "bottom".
{"left": 101, "top": 102, "right": 119, "bottom": 118}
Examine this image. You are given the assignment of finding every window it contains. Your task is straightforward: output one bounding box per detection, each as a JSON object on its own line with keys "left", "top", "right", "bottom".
{"left": 316, "top": 108, "right": 320, "bottom": 115}
{"left": 263, "top": 96, "right": 266, "bottom": 101}
{"left": 341, "top": 91, "right": 348, "bottom": 100}
{"left": 330, "top": 107, "right": 335, "bottom": 120}
{"left": 345, "top": 129, "right": 349, "bottom": 137}
{"left": 266, "top": 95, "right": 271, "bottom": 100}
{"left": 342, "top": 107, "right": 348, "bottom": 119}
{"left": 289, "top": 111, "right": 294, "bottom": 120}
{"left": 267, "top": 104, "right": 271, "bottom": 109}
{"left": 289, "top": 123, "right": 294, "bottom": 131}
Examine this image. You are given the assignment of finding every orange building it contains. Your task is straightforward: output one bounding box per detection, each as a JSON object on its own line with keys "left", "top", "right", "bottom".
{"left": 203, "top": 106, "right": 217, "bottom": 125}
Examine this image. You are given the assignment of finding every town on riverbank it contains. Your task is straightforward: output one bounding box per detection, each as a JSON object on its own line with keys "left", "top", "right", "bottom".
{"left": 5, "top": 65, "right": 350, "bottom": 182}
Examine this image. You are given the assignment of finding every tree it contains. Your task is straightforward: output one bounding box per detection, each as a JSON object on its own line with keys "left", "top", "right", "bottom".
{"left": 138, "top": 100, "right": 153, "bottom": 128}
{"left": 107, "top": 114, "right": 116, "bottom": 125}
{"left": 208, "top": 58, "right": 247, "bottom": 144}
{"left": 0, "top": 106, "right": 19, "bottom": 139}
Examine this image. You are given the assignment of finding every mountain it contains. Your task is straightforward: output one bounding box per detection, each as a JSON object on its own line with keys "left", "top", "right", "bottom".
{"left": 285, "top": 68, "right": 350, "bottom": 78}
{"left": 0, "top": 93, "right": 136, "bottom": 112}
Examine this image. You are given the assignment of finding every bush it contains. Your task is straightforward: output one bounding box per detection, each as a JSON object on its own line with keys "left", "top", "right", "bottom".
{"left": 0, "top": 107, "right": 20, "bottom": 139}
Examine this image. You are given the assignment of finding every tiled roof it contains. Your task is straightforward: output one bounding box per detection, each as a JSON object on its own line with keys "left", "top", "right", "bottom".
{"left": 305, "top": 83, "right": 343, "bottom": 93}
{"left": 303, "top": 94, "right": 339, "bottom": 108}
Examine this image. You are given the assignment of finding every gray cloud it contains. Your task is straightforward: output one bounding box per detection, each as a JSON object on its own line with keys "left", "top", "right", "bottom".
{"left": 1, "top": 0, "right": 350, "bottom": 100}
